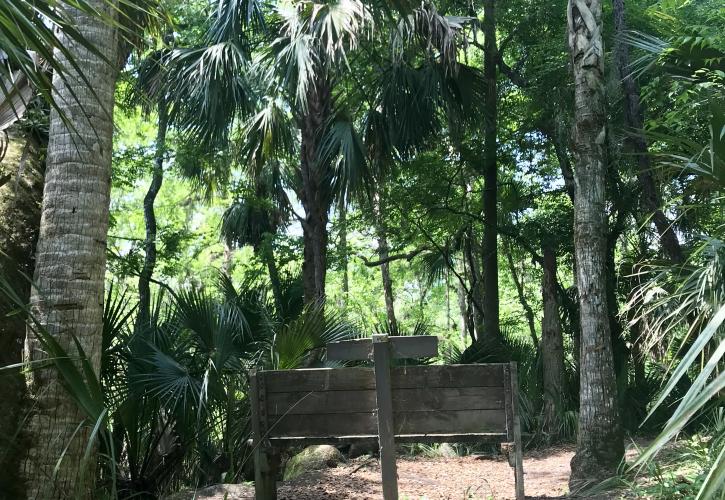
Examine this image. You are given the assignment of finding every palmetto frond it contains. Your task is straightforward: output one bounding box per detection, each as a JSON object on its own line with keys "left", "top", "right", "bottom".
{"left": 393, "top": 2, "right": 471, "bottom": 73}
{"left": 318, "top": 110, "right": 367, "bottom": 201}
{"left": 271, "top": 302, "right": 356, "bottom": 369}
{"left": 273, "top": 0, "right": 372, "bottom": 108}
{"left": 168, "top": 42, "right": 253, "bottom": 147}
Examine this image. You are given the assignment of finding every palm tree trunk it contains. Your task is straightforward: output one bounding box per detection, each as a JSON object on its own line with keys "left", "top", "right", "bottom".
{"left": 299, "top": 79, "right": 332, "bottom": 305}
{"left": 481, "top": 0, "right": 500, "bottom": 340}
{"left": 611, "top": 0, "right": 683, "bottom": 263}
{"left": 23, "top": 1, "right": 118, "bottom": 497}
{"left": 540, "top": 243, "right": 565, "bottom": 440}
{"left": 0, "top": 127, "right": 44, "bottom": 500}
{"left": 567, "top": 0, "right": 624, "bottom": 488}
{"left": 136, "top": 96, "right": 167, "bottom": 330}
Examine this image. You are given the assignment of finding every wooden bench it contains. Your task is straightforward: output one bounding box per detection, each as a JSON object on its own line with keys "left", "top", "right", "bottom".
{"left": 250, "top": 361, "right": 524, "bottom": 499}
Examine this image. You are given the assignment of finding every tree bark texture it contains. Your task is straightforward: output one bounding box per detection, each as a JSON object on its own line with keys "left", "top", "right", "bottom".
{"left": 0, "top": 128, "right": 44, "bottom": 500}
{"left": 481, "top": 0, "right": 500, "bottom": 339}
{"left": 23, "top": 1, "right": 118, "bottom": 497}
{"left": 299, "top": 79, "right": 332, "bottom": 305}
{"left": 611, "top": 0, "right": 683, "bottom": 263}
{"left": 540, "top": 244, "right": 565, "bottom": 440}
{"left": 567, "top": 0, "right": 624, "bottom": 488}
{"left": 136, "top": 96, "right": 167, "bottom": 330}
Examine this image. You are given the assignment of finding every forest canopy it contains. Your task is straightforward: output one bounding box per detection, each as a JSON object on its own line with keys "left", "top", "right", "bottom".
{"left": 0, "top": 0, "right": 723, "bottom": 498}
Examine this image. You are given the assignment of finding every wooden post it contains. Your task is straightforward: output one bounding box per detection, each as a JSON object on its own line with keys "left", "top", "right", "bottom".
{"left": 509, "top": 362, "right": 525, "bottom": 500}
{"left": 251, "top": 370, "right": 278, "bottom": 500}
{"left": 372, "top": 334, "right": 399, "bottom": 500}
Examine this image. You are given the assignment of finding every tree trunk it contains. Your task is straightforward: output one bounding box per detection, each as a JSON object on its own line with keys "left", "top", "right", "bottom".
{"left": 504, "top": 241, "right": 538, "bottom": 345}
{"left": 299, "top": 79, "right": 332, "bottom": 305}
{"left": 464, "top": 235, "right": 485, "bottom": 338}
{"left": 23, "top": 1, "right": 118, "bottom": 497}
{"left": 374, "top": 192, "right": 398, "bottom": 334}
{"left": 481, "top": 0, "right": 500, "bottom": 339}
{"left": 540, "top": 244, "right": 565, "bottom": 440}
{"left": 567, "top": 0, "right": 624, "bottom": 488}
{"left": 262, "top": 238, "right": 284, "bottom": 316}
{"left": 611, "top": 0, "right": 683, "bottom": 263}
{"left": 338, "top": 201, "right": 349, "bottom": 306}
{"left": 456, "top": 258, "right": 471, "bottom": 343}
{"left": 136, "top": 96, "right": 167, "bottom": 330}
{"left": 0, "top": 127, "right": 44, "bottom": 500}
{"left": 550, "top": 135, "right": 577, "bottom": 203}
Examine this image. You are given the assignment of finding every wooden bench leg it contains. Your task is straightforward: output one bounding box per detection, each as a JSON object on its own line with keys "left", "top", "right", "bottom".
{"left": 255, "top": 446, "right": 280, "bottom": 500}
{"left": 513, "top": 416, "right": 525, "bottom": 500}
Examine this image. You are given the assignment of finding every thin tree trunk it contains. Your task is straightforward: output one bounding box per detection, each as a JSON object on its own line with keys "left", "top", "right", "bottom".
{"left": 23, "top": 1, "right": 118, "bottom": 497}
{"left": 464, "top": 235, "right": 485, "bottom": 338}
{"left": 456, "top": 258, "right": 470, "bottom": 343}
{"left": 0, "top": 127, "right": 44, "bottom": 500}
{"left": 136, "top": 96, "right": 167, "bottom": 330}
{"left": 504, "top": 241, "right": 538, "bottom": 345}
{"left": 567, "top": 0, "right": 624, "bottom": 488}
{"left": 541, "top": 244, "right": 565, "bottom": 440}
{"left": 481, "top": 0, "right": 500, "bottom": 339}
{"left": 262, "top": 238, "right": 284, "bottom": 315}
{"left": 299, "top": 79, "right": 332, "bottom": 305}
{"left": 338, "top": 201, "right": 349, "bottom": 306}
{"left": 374, "top": 192, "right": 398, "bottom": 334}
{"left": 550, "top": 135, "right": 577, "bottom": 204}
{"left": 611, "top": 0, "right": 683, "bottom": 263}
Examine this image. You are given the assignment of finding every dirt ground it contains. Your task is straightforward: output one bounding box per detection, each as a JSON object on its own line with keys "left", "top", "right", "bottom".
{"left": 175, "top": 444, "right": 627, "bottom": 499}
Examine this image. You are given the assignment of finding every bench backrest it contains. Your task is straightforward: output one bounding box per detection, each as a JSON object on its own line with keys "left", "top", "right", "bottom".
{"left": 250, "top": 362, "right": 518, "bottom": 445}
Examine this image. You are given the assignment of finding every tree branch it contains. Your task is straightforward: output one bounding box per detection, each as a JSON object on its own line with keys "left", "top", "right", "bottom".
{"left": 359, "top": 246, "right": 430, "bottom": 267}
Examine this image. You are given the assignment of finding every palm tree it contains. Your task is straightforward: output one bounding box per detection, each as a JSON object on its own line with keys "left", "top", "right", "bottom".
{"left": 170, "top": 0, "right": 472, "bottom": 306}
{"left": 566, "top": 0, "right": 624, "bottom": 490}
{"left": 23, "top": 1, "right": 119, "bottom": 497}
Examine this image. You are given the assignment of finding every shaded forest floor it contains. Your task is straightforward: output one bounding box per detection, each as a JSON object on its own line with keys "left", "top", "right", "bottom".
{"left": 174, "top": 444, "right": 635, "bottom": 499}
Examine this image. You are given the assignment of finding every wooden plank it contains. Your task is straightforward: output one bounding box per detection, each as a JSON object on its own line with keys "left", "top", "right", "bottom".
{"left": 503, "top": 364, "right": 514, "bottom": 442}
{"left": 268, "top": 411, "right": 377, "bottom": 437}
{"left": 373, "top": 335, "right": 399, "bottom": 500}
{"left": 263, "top": 364, "right": 506, "bottom": 393}
{"left": 389, "top": 335, "right": 438, "bottom": 359}
{"left": 250, "top": 371, "right": 278, "bottom": 500}
{"left": 267, "top": 409, "right": 506, "bottom": 437}
{"left": 266, "top": 386, "right": 505, "bottom": 416}
{"left": 326, "top": 338, "right": 372, "bottom": 361}
{"left": 395, "top": 409, "right": 506, "bottom": 434}
{"left": 510, "top": 362, "right": 525, "bottom": 500}
{"left": 263, "top": 432, "right": 509, "bottom": 446}
{"left": 326, "top": 335, "right": 439, "bottom": 361}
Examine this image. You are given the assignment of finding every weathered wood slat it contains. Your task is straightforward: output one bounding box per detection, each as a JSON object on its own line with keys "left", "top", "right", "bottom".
{"left": 266, "top": 386, "right": 505, "bottom": 416}
{"left": 267, "top": 409, "right": 506, "bottom": 437}
{"left": 261, "top": 432, "right": 509, "bottom": 446}
{"left": 327, "top": 335, "right": 439, "bottom": 361}
{"left": 263, "top": 364, "right": 506, "bottom": 393}
{"left": 373, "top": 335, "right": 399, "bottom": 500}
